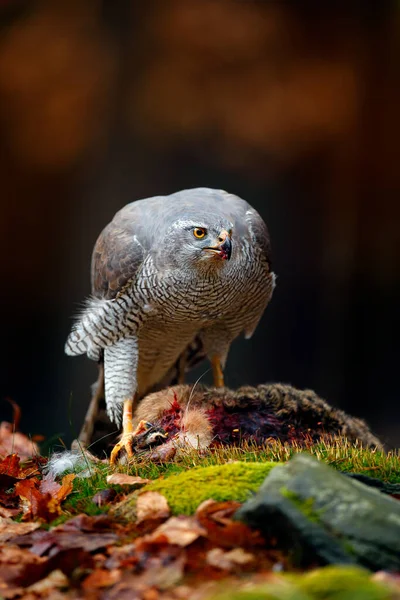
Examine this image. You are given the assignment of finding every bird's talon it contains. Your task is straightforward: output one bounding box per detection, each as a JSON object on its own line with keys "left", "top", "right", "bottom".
{"left": 132, "top": 419, "right": 155, "bottom": 437}
{"left": 110, "top": 434, "right": 134, "bottom": 464}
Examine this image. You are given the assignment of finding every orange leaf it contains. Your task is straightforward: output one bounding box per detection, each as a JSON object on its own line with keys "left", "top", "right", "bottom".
{"left": 15, "top": 476, "right": 70, "bottom": 523}
{"left": 0, "top": 453, "right": 20, "bottom": 477}
{"left": 56, "top": 473, "right": 75, "bottom": 502}
{"left": 82, "top": 568, "right": 121, "bottom": 590}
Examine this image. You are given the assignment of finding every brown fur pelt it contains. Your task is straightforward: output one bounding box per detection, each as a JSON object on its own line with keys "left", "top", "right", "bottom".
{"left": 77, "top": 382, "right": 382, "bottom": 457}
{"left": 133, "top": 383, "right": 382, "bottom": 452}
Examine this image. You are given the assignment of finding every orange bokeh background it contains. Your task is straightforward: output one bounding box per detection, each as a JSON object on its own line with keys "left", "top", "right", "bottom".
{"left": 1, "top": 1, "right": 399, "bottom": 447}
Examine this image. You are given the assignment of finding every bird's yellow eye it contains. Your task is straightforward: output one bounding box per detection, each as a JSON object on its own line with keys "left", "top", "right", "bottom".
{"left": 193, "top": 227, "right": 206, "bottom": 239}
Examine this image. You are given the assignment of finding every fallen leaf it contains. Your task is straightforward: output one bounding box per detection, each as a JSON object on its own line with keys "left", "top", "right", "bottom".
{"left": 138, "top": 552, "right": 186, "bottom": 590}
{"left": 55, "top": 473, "right": 75, "bottom": 502}
{"left": 0, "top": 454, "right": 41, "bottom": 491}
{"left": 206, "top": 547, "right": 255, "bottom": 571}
{"left": 106, "top": 473, "right": 151, "bottom": 487}
{"left": 39, "top": 472, "right": 63, "bottom": 496}
{"left": 0, "top": 544, "right": 47, "bottom": 587}
{"left": 148, "top": 516, "right": 207, "bottom": 547}
{"left": 104, "top": 544, "right": 138, "bottom": 570}
{"left": 82, "top": 568, "right": 122, "bottom": 590}
{"left": 15, "top": 478, "right": 57, "bottom": 522}
{"left": 0, "top": 488, "right": 20, "bottom": 518}
{"left": 136, "top": 491, "right": 170, "bottom": 524}
{"left": 0, "top": 506, "right": 20, "bottom": 518}
{"left": 196, "top": 499, "right": 241, "bottom": 526}
{"left": 46, "top": 547, "right": 95, "bottom": 576}
{"left": 0, "top": 453, "right": 20, "bottom": 477}
{"left": 0, "top": 517, "right": 40, "bottom": 543}
{"left": 39, "top": 472, "right": 75, "bottom": 503}
{"left": 92, "top": 488, "right": 117, "bottom": 506}
{"left": 101, "top": 577, "right": 156, "bottom": 600}
{"left": 13, "top": 525, "right": 117, "bottom": 558}
{"left": 25, "top": 569, "right": 69, "bottom": 595}
{"left": 60, "top": 514, "right": 116, "bottom": 533}
{"left": 12, "top": 515, "right": 119, "bottom": 558}
{"left": 196, "top": 500, "right": 265, "bottom": 549}
{"left": 14, "top": 473, "right": 75, "bottom": 523}
{"left": 0, "top": 422, "right": 39, "bottom": 461}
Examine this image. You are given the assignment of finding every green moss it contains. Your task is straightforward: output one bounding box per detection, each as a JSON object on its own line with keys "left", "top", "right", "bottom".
{"left": 143, "top": 461, "right": 279, "bottom": 515}
{"left": 50, "top": 436, "right": 400, "bottom": 524}
{"left": 280, "top": 487, "right": 321, "bottom": 523}
{"left": 208, "top": 566, "right": 392, "bottom": 600}
{"left": 210, "top": 581, "right": 310, "bottom": 600}
{"left": 296, "top": 565, "right": 392, "bottom": 600}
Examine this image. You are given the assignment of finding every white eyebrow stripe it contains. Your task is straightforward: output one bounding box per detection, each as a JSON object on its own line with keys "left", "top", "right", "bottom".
{"left": 171, "top": 219, "right": 208, "bottom": 230}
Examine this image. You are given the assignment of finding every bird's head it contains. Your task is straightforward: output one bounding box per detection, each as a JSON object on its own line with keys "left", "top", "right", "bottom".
{"left": 165, "top": 217, "right": 234, "bottom": 271}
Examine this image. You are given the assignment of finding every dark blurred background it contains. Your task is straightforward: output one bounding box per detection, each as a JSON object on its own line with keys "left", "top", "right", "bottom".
{"left": 1, "top": 1, "right": 399, "bottom": 448}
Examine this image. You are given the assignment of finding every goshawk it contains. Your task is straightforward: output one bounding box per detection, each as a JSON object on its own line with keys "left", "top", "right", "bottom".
{"left": 65, "top": 188, "right": 275, "bottom": 462}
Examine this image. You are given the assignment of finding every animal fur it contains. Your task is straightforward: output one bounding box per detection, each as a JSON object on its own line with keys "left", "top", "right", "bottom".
{"left": 78, "top": 382, "right": 381, "bottom": 457}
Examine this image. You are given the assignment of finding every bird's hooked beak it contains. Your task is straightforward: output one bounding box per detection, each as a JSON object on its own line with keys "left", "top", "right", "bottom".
{"left": 204, "top": 229, "right": 232, "bottom": 260}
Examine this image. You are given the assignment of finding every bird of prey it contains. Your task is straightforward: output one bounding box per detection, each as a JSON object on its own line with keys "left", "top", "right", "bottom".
{"left": 65, "top": 188, "right": 275, "bottom": 463}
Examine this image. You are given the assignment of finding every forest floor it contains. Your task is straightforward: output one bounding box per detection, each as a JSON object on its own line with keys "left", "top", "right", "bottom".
{"left": 1, "top": 419, "right": 400, "bottom": 599}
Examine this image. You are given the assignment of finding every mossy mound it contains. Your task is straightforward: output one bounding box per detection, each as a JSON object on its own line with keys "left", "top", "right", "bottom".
{"left": 296, "top": 565, "right": 391, "bottom": 600}
{"left": 58, "top": 438, "right": 400, "bottom": 524}
{"left": 210, "top": 566, "right": 393, "bottom": 600}
{"left": 145, "top": 461, "right": 279, "bottom": 515}
{"left": 113, "top": 461, "right": 279, "bottom": 519}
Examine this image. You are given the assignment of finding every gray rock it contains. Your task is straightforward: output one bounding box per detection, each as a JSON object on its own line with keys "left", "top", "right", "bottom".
{"left": 235, "top": 454, "right": 400, "bottom": 571}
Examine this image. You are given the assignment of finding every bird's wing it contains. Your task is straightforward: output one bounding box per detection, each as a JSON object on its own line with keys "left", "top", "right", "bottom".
{"left": 220, "top": 194, "right": 275, "bottom": 340}
{"left": 65, "top": 203, "right": 150, "bottom": 359}
{"left": 244, "top": 207, "right": 272, "bottom": 268}
{"left": 243, "top": 206, "right": 275, "bottom": 338}
{"left": 91, "top": 202, "right": 152, "bottom": 300}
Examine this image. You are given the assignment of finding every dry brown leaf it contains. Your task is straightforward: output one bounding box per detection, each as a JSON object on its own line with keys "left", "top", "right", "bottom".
{"left": 0, "top": 506, "right": 20, "bottom": 519}
{"left": 39, "top": 473, "right": 62, "bottom": 496}
{"left": 82, "top": 568, "right": 122, "bottom": 590}
{"left": 104, "top": 543, "right": 137, "bottom": 570}
{"left": 0, "top": 544, "right": 47, "bottom": 586}
{"left": 0, "top": 518, "right": 40, "bottom": 543}
{"left": 0, "top": 422, "right": 39, "bottom": 461}
{"left": 25, "top": 569, "right": 69, "bottom": 595}
{"left": 139, "top": 552, "right": 186, "bottom": 591}
{"left": 149, "top": 516, "right": 206, "bottom": 547}
{"left": 136, "top": 491, "right": 170, "bottom": 524}
{"left": 15, "top": 525, "right": 116, "bottom": 558}
{"left": 39, "top": 472, "right": 75, "bottom": 503}
{"left": 196, "top": 499, "right": 265, "bottom": 549}
{"left": 60, "top": 513, "right": 116, "bottom": 533}
{"left": 92, "top": 488, "right": 117, "bottom": 506}
{"left": 206, "top": 547, "right": 254, "bottom": 571}
{"left": 106, "top": 473, "right": 151, "bottom": 487}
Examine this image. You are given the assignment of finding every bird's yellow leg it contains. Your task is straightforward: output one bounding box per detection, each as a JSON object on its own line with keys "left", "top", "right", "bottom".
{"left": 211, "top": 355, "right": 224, "bottom": 388}
{"left": 110, "top": 396, "right": 136, "bottom": 464}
